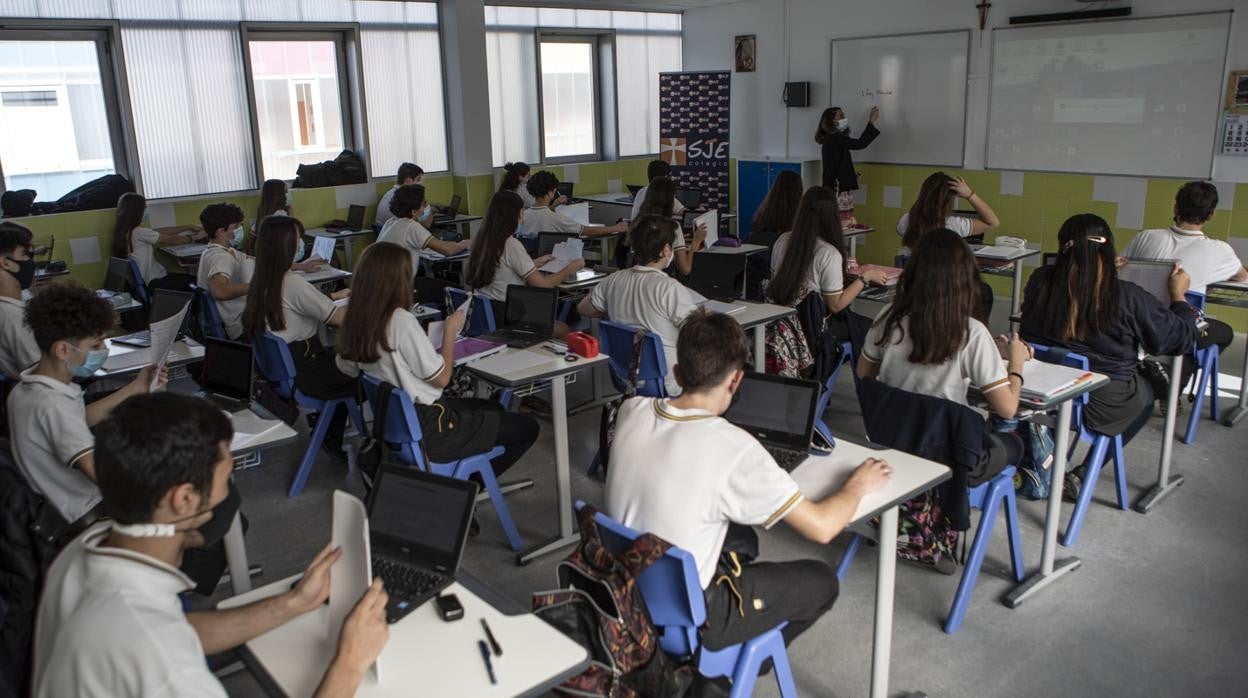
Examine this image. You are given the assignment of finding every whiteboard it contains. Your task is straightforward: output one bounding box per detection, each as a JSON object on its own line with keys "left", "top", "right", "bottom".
{"left": 830, "top": 30, "right": 969, "bottom": 167}
{"left": 987, "top": 12, "right": 1231, "bottom": 178}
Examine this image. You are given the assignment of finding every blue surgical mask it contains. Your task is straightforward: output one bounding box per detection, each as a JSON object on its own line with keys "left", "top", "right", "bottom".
{"left": 420, "top": 204, "right": 433, "bottom": 220}
{"left": 284, "top": 191, "right": 293, "bottom": 207}
{"left": 836, "top": 118, "right": 849, "bottom": 131}
{"left": 68, "top": 344, "right": 109, "bottom": 378}
{"left": 292, "top": 239, "right": 305, "bottom": 265}
{"left": 230, "top": 223, "right": 245, "bottom": 248}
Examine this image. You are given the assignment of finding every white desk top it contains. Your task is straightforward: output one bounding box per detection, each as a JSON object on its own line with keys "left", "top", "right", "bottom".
{"left": 165, "top": 242, "right": 208, "bottom": 259}
{"left": 577, "top": 192, "right": 635, "bottom": 206}
{"left": 790, "top": 439, "right": 950, "bottom": 523}
{"left": 294, "top": 266, "right": 352, "bottom": 284}
{"left": 843, "top": 226, "right": 875, "bottom": 237}
{"left": 99, "top": 338, "right": 203, "bottom": 375}
{"left": 222, "top": 577, "right": 588, "bottom": 698}
{"left": 728, "top": 300, "right": 795, "bottom": 330}
{"left": 556, "top": 270, "right": 612, "bottom": 290}
{"left": 973, "top": 245, "right": 1042, "bottom": 263}
{"left": 464, "top": 344, "right": 609, "bottom": 387}
{"left": 307, "top": 227, "right": 374, "bottom": 239}
{"left": 1207, "top": 280, "right": 1248, "bottom": 311}
{"left": 702, "top": 243, "right": 767, "bottom": 255}
{"left": 230, "top": 409, "right": 297, "bottom": 453}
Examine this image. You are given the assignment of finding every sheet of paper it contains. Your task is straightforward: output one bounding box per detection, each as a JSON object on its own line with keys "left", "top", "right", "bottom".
{"left": 69, "top": 236, "right": 101, "bottom": 265}
{"left": 560, "top": 201, "right": 591, "bottom": 226}
{"left": 311, "top": 235, "right": 336, "bottom": 262}
{"left": 148, "top": 301, "right": 191, "bottom": 390}
{"left": 852, "top": 185, "right": 868, "bottom": 206}
{"left": 538, "top": 238, "right": 584, "bottom": 273}
{"left": 329, "top": 491, "right": 379, "bottom": 682}
{"left": 999, "top": 171, "right": 1026, "bottom": 197}
{"left": 1119, "top": 259, "right": 1177, "bottom": 306}
{"left": 693, "top": 209, "right": 718, "bottom": 247}
{"left": 606, "top": 177, "right": 623, "bottom": 193}
{"left": 882, "top": 186, "right": 903, "bottom": 209}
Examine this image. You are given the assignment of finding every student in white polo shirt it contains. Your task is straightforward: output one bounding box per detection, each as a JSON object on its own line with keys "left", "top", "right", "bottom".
{"left": 111, "top": 192, "right": 205, "bottom": 293}
{"left": 519, "top": 171, "right": 628, "bottom": 242}
{"left": 629, "top": 159, "right": 683, "bottom": 221}
{"left": 578, "top": 215, "right": 705, "bottom": 396}
{"left": 499, "top": 161, "right": 535, "bottom": 208}
{"left": 0, "top": 222, "right": 39, "bottom": 377}
{"left": 375, "top": 162, "right": 424, "bottom": 228}
{"left": 7, "top": 282, "right": 165, "bottom": 526}
{"left": 632, "top": 177, "right": 708, "bottom": 276}
{"left": 33, "top": 392, "right": 389, "bottom": 698}
{"left": 376, "top": 183, "right": 470, "bottom": 274}
{"left": 605, "top": 309, "right": 891, "bottom": 652}
{"left": 196, "top": 203, "right": 253, "bottom": 340}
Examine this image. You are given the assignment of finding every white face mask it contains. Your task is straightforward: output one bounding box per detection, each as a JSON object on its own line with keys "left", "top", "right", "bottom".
{"left": 836, "top": 118, "right": 849, "bottom": 131}
{"left": 662, "top": 249, "right": 674, "bottom": 269}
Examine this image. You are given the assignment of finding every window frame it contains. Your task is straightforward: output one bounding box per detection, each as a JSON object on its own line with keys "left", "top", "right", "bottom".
{"left": 238, "top": 23, "right": 372, "bottom": 186}
{"left": 534, "top": 29, "right": 609, "bottom": 165}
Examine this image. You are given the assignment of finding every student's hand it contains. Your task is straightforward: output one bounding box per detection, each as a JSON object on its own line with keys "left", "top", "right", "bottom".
{"left": 334, "top": 579, "right": 389, "bottom": 673}
{"left": 1114, "top": 256, "right": 1127, "bottom": 269}
{"left": 460, "top": 238, "right": 474, "bottom": 251}
{"left": 134, "top": 364, "right": 167, "bottom": 393}
{"left": 949, "top": 176, "right": 974, "bottom": 199}
{"left": 553, "top": 195, "right": 570, "bottom": 207}
{"left": 693, "top": 223, "right": 708, "bottom": 245}
{"left": 534, "top": 254, "right": 553, "bottom": 266}
{"left": 844, "top": 457, "right": 891, "bottom": 497}
{"left": 1168, "top": 265, "right": 1191, "bottom": 302}
{"left": 869, "top": 106, "right": 880, "bottom": 124}
{"left": 563, "top": 258, "right": 586, "bottom": 273}
{"left": 295, "top": 258, "right": 325, "bottom": 272}
{"left": 996, "top": 334, "right": 1032, "bottom": 366}
{"left": 445, "top": 307, "right": 467, "bottom": 339}
{"left": 860, "top": 269, "right": 888, "bottom": 286}
{"left": 331, "top": 288, "right": 351, "bottom": 301}
{"left": 288, "top": 544, "right": 343, "bottom": 615}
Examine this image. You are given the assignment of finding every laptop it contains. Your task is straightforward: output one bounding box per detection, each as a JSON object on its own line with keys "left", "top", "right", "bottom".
{"left": 478, "top": 285, "right": 558, "bottom": 348}
{"left": 103, "top": 256, "right": 132, "bottom": 293}
{"left": 675, "top": 188, "right": 703, "bottom": 210}
{"left": 538, "top": 231, "right": 579, "bottom": 258}
{"left": 556, "top": 182, "right": 575, "bottom": 200}
{"left": 343, "top": 466, "right": 478, "bottom": 625}
{"left": 688, "top": 251, "right": 746, "bottom": 301}
{"left": 112, "top": 289, "right": 192, "bottom": 347}
{"left": 326, "top": 204, "right": 367, "bottom": 233}
{"left": 616, "top": 183, "right": 645, "bottom": 204}
{"left": 724, "top": 372, "right": 823, "bottom": 472}
{"left": 197, "top": 337, "right": 253, "bottom": 412}
{"left": 432, "top": 194, "right": 463, "bottom": 224}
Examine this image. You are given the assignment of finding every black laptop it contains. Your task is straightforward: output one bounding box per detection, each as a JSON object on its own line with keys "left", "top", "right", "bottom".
{"left": 478, "top": 285, "right": 558, "bottom": 348}
{"left": 538, "top": 231, "right": 579, "bottom": 258}
{"left": 327, "top": 204, "right": 367, "bottom": 232}
{"left": 103, "top": 257, "right": 132, "bottom": 293}
{"left": 616, "top": 184, "right": 645, "bottom": 203}
{"left": 197, "top": 337, "right": 253, "bottom": 412}
{"left": 688, "top": 252, "right": 746, "bottom": 301}
{"left": 367, "top": 465, "right": 478, "bottom": 624}
{"left": 676, "top": 187, "right": 703, "bottom": 210}
{"left": 556, "top": 182, "right": 575, "bottom": 200}
{"left": 112, "top": 289, "right": 192, "bottom": 347}
{"left": 432, "top": 194, "right": 463, "bottom": 224}
{"left": 724, "top": 372, "right": 823, "bottom": 472}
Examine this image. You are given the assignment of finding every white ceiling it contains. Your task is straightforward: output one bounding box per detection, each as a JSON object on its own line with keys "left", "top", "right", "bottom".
{"left": 489, "top": 0, "right": 739, "bottom": 12}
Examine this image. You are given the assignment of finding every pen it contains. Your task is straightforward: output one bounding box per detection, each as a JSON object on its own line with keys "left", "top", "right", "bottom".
{"left": 542, "top": 344, "right": 564, "bottom": 356}
{"left": 478, "top": 639, "right": 497, "bottom": 685}
{"left": 481, "top": 618, "right": 503, "bottom": 656}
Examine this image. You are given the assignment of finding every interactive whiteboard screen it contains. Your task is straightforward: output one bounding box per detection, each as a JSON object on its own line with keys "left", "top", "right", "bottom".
{"left": 987, "top": 12, "right": 1231, "bottom": 178}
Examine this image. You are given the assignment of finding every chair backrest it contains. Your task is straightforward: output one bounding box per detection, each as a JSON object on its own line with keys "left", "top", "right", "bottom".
{"left": 192, "top": 286, "right": 226, "bottom": 340}
{"left": 126, "top": 257, "right": 150, "bottom": 306}
{"left": 446, "top": 287, "right": 497, "bottom": 336}
{"left": 359, "top": 373, "right": 427, "bottom": 468}
{"left": 1185, "top": 291, "right": 1206, "bottom": 311}
{"left": 598, "top": 320, "right": 668, "bottom": 397}
{"left": 251, "top": 332, "right": 298, "bottom": 399}
{"left": 582, "top": 504, "right": 706, "bottom": 658}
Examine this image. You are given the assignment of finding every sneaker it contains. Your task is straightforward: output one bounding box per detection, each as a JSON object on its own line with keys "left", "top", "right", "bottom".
{"left": 1157, "top": 398, "right": 1185, "bottom": 419}
{"left": 1063, "top": 470, "right": 1082, "bottom": 502}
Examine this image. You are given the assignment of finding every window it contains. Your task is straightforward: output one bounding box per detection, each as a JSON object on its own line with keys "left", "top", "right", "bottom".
{"left": 539, "top": 39, "right": 598, "bottom": 161}
{"left": 0, "top": 36, "right": 121, "bottom": 200}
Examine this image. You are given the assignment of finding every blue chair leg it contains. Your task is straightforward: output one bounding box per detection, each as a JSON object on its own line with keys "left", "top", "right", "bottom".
{"left": 1183, "top": 348, "right": 1219, "bottom": 444}
{"left": 726, "top": 626, "right": 792, "bottom": 698}
{"left": 945, "top": 473, "right": 1007, "bottom": 634}
{"left": 345, "top": 400, "right": 367, "bottom": 438}
{"left": 587, "top": 449, "right": 602, "bottom": 476}
{"left": 466, "top": 460, "right": 524, "bottom": 552}
{"left": 1062, "top": 435, "right": 1110, "bottom": 547}
{"left": 836, "top": 534, "right": 863, "bottom": 581}
{"left": 1110, "top": 435, "right": 1128, "bottom": 511}
{"left": 288, "top": 400, "right": 339, "bottom": 497}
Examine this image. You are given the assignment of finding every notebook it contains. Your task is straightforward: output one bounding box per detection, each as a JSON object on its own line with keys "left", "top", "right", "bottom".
{"left": 1019, "top": 361, "right": 1096, "bottom": 400}
{"left": 849, "top": 262, "right": 902, "bottom": 286}
{"left": 310, "top": 235, "right": 336, "bottom": 263}
{"left": 692, "top": 209, "right": 719, "bottom": 247}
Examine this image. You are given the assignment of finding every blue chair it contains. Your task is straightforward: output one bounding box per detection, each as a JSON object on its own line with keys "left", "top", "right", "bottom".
{"left": 1181, "top": 291, "right": 1220, "bottom": 444}
{"left": 812, "top": 341, "right": 854, "bottom": 447}
{"left": 192, "top": 285, "right": 226, "bottom": 340}
{"left": 582, "top": 504, "right": 798, "bottom": 697}
{"left": 252, "top": 332, "right": 366, "bottom": 497}
{"left": 446, "top": 288, "right": 497, "bottom": 337}
{"left": 1029, "top": 343, "right": 1129, "bottom": 546}
{"left": 587, "top": 321, "right": 668, "bottom": 476}
{"left": 359, "top": 373, "right": 524, "bottom": 551}
{"left": 127, "top": 257, "right": 150, "bottom": 307}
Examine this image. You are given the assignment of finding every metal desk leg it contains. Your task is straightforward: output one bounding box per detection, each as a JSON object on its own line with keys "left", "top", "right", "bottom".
{"left": 517, "top": 373, "right": 579, "bottom": 565}
{"left": 849, "top": 235, "right": 858, "bottom": 259}
{"left": 753, "top": 325, "right": 766, "bottom": 371}
{"left": 870, "top": 506, "right": 898, "bottom": 698}
{"left": 224, "top": 511, "right": 251, "bottom": 594}
{"left": 1010, "top": 262, "right": 1024, "bottom": 330}
{"left": 1223, "top": 340, "right": 1248, "bottom": 426}
{"left": 1135, "top": 353, "right": 1186, "bottom": 512}
{"left": 1005, "top": 399, "right": 1082, "bottom": 607}
{"left": 341, "top": 240, "right": 354, "bottom": 273}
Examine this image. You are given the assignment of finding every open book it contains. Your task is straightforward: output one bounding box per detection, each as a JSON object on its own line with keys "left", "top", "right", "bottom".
{"left": 1019, "top": 361, "right": 1096, "bottom": 400}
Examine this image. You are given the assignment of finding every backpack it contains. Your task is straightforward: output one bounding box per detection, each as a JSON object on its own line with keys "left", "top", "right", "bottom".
{"left": 596, "top": 329, "right": 646, "bottom": 475}
{"left": 992, "top": 416, "right": 1055, "bottom": 500}
{"left": 532, "top": 505, "right": 693, "bottom": 698}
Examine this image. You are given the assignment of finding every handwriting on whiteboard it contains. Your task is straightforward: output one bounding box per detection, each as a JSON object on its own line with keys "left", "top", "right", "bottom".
{"left": 860, "top": 89, "right": 895, "bottom": 97}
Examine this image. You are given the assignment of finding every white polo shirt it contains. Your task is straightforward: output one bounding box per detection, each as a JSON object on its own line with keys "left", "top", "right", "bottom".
{"left": 588, "top": 266, "right": 705, "bottom": 396}
{"left": 630, "top": 186, "right": 686, "bottom": 221}
{"left": 519, "top": 206, "right": 582, "bottom": 239}
{"left": 1122, "top": 226, "right": 1245, "bottom": 295}
{"left": 129, "top": 226, "right": 168, "bottom": 283}
{"left": 7, "top": 370, "right": 99, "bottom": 523}
{"left": 472, "top": 237, "right": 537, "bottom": 302}
{"left": 895, "top": 213, "right": 974, "bottom": 240}
{"left": 605, "top": 397, "right": 804, "bottom": 589}
{"left": 375, "top": 185, "right": 400, "bottom": 227}
{"left": 33, "top": 524, "right": 226, "bottom": 698}
{"left": 506, "top": 184, "right": 536, "bottom": 208}
{"left": 771, "top": 233, "right": 845, "bottom": 303}
{"left": 862, "top": 307, "right": 1009, "bottom": 406}
{"left": 377, "top": 216, "right": 434, "bottom": 272}
{"left": 0, "top": 295, "right": 39, "bottom": 377}
{"left": 271, "top": 272, "right": 334, "bottom": 343}
{"left": 337, "top": 307, "right": 446, "bottom": 406}
{"left": 196, "top": 243, "right": 250, "bottom": 340}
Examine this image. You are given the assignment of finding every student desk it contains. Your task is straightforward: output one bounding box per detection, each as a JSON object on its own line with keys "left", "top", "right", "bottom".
{"left": 724, "top": 300, "right": 796, "bottom": 370}
{"left": 1134, "top": 350, "right": 1190, "bottom": 513}
{"left": 32, "top": 265, "right": 69, "bottom": 285}
{"left": 221, "top": 572, "right": 589, "bottom": 697}
{"left": 700, "top": 243, "right": 767, "bottom": 256}
{"left": 577, "top": 192, "right": 634, "bottom": 223}
{"left": 789, "top": 438, "right": 950, "bottom": 698}
{"left": 843, "top": 225, "right": 874, "bottom": 258}
{"left": 1002, "top": 366, "right": 1109, "bottom": 609}
{"left": 418, "top": 248, "right": 470, "bottom": 277}
{"left": 1206, "top": 280, "right": 1248, "bottom": 426}
{"left": 307, "top": 227, "right": 375, "bottom": 270}
{"left": 223, "top": 408, "right": 298, "bottom": 595}
{"left": 463, "top": 345, "right": 609, "bottom": 565}
{"left": 97, "top": 337, "right": 204, "bottom": 377}
{"left": 974, "top": 245, "right": 1042, "bottom": 329}
{"left": 431, "top": 213, "right": 482, "bottom": 241}
{"left": 294, "top": 266, "right": 352, "bottom": 286}
{"left": 162, "top": 242, "right": 209, "bottom": 270}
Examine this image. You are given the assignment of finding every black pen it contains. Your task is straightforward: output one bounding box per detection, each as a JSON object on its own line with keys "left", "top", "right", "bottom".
{"left": 481, "top": 618, "right": 503, "bottom": 656}
{"left": 478, "top": 639, "right": 497, "bottom": 685}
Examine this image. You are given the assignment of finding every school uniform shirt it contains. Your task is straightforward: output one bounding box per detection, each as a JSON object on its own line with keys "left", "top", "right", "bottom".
{"left": 507, "top": 185, "right": 536, "bottom": 208}
{"left": 33, "top": 524, "right": 226, "bottom": 698}
{"left": 1122, "top": 226, "right": 1245, "bottom": 295}
{"left": 895, "top": 213, "right": 974, "bottom": 242}
{"left": 336, "top": 307, "right": 445, "bottom": 406}
{"left": 605, "top": 397, "right": 804, "bottom": 589}
{"left": 6, "top": 370, "right": 99, "bottom": 523}
{"left": 770, "top": 232, "right": 844, "bottom": 304}
{"left": 271, "top": 272, "right": 334, "bottom": 344}
{"left": 588, "top": 266, "right": 705, "bottom": 396}
{"left": 629, "top": 187, "right": 686, "bottom": 221}
{"left": 0, "top": 295, "right": 39, "bottom": 377}
{"left": 473, "top": 237, "right": 536, "bottom": 302}
{"left": 196, "top": 244, "right": 250, "bottom": 339}
{"left": 861, "top": 307, "right": 1009, "bottom": 406}
{"left": 519, "top": 206, "right": 582, "bottom": 239}
{"left": 375, "top": 185, "right": 400, "bottom": 227}
{"left": 377, "top": 216, "right": 434, "bottom": 272}
{"left": 129, "top": 226, "right": 168, "bottom": 283}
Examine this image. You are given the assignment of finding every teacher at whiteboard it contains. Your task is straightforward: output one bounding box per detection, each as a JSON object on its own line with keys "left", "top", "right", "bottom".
{"left": 816, "top": 106, "right": 880, "bottom": 192}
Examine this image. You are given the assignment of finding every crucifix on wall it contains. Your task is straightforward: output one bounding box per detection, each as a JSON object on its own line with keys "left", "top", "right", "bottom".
{"left": 976, "top": 0, "right": 992, "bottom": 45}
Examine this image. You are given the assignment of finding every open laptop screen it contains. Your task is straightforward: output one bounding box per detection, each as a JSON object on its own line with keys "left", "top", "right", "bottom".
{"left": 723, "top": 373, "right": 820, "bottom": 451}
{"left": 503, "top": 284, "right": 557, "bottom": 332}
{"left": 368, "top": 466, "right": 477, "bottom": 573}
{"left": 689, "top": 252, "right": 745, "bottom": 301}
{"left": 103, "top": 257, "right": 131, "bottom": 293}
{"left": 200, "top": 337, "right": 253, "bottom": 401}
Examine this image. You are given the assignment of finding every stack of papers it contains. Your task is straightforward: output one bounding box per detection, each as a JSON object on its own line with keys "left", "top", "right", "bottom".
{"left": 1019, "top": 362, "right": 1096, "bottom": 399}
{"left": 693, "top": 209, "right": 719, "bottom": 247}
{"left": 539, "top": 238, "right": 584, "bottom": 273}
{"left": 310, "top": 235, "right": 336, "bottom": 262}
{"left": 972, "top": 245, "right": 1025, "bottom": 259}
{"left": 561, "top": 202, "right": 591, "bottom": 226}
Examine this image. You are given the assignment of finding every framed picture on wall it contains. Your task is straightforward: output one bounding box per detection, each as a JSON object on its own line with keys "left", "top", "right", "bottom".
{"left": 1229, "top": 70, "right": 1248, "bottom": 114}
{"left": 735, "top": 34, "right": 756, "bottom": 73}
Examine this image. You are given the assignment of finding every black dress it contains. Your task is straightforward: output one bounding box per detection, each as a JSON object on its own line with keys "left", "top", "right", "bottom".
{"left": 820, "top": 123, "right": 880, "bottom": 192}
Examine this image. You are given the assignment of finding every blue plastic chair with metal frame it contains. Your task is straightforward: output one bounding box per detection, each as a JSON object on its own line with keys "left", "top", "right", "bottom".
{"left": 586, "top": 320, "right": 669, "bottom": 476}
{"left": 445, "top": 287, "right": 497, "bottom": 337}
{"left": 191, "top": 285, "right": 226, "bottom": 340}
{"left": 126, "top": 257, "right": 151, "bottom": 307}
{"left": 1181, "top": 291, "right": 1220, "bottom": 444}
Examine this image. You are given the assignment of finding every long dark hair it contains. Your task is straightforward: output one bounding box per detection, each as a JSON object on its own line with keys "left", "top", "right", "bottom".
{"left": 813, "top": 106, "right": 844, "bottom": 146}
{"left": 336, "top": 242, "right": 413, "bottom": 364}
{"left": 242, "top": 215, "right": 302, "bottom": 337}
{"left": 465, "top": 191, "right": 524, "bottom": 290}
{"left": 752, "top": 170, "right": 803, "bottom": 233}
{"left": 876, "top": 228, "right": 984, "bottom": 364}
{"left": 636, "top": 177, "right": 676, "bottom": 218}
{"left": 500, "top": 162, "right": 530, "bottom": 192}
{"left": 112, "top": 192, "right": 147, "bottom": 257}
{"left": 1025, "top": 213, "right": 1121, "bottom": 342}
{"left": 251, "top": 179, "right": 289, "bottom": 255}
{"left": 902, "top": 172, "right": 956, "bottom": 249}
{"left": 768, "top": 186, "right": 846, "bottom": 307}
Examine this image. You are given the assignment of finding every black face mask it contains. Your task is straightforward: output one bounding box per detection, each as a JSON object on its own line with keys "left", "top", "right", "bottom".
{"left": 5, "top": 257, "right": 35, "bottom": 290}
{"left": 194, "top": 481, "right": 241, "bottom": 548}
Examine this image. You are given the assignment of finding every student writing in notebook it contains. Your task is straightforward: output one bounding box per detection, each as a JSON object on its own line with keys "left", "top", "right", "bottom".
{"left": 111, "top": 193, "right": 204, "bottom": 293}
{"left": 196, "top": 203, "right": 252, "bottom": 340}
{"left": 376, "top": 184, "right": 470, "bottom": 274}
{"left": 519, "top": 171, "right": 627, "bottom": 241}
{"left": 0, "top": 221, "right": 40, "bottom": 377}
{"left": 499, "top": 161, "right": 535, "bottom": 208}
{"left": 375, "top": 162, "right": 423, "bottom": 228}
{"left": 632, "top": 177, "right": 707, "bottom": 276}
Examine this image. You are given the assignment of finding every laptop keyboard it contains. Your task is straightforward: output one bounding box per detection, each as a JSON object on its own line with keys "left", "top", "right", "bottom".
{"left": 765, "top": 445, "right": 808, "bottom": 472}
{"left": 372, "top": 557, "right": 447, "bottom": 622}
